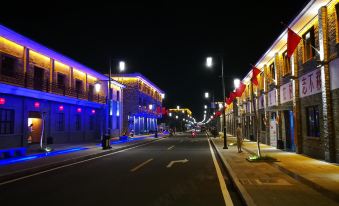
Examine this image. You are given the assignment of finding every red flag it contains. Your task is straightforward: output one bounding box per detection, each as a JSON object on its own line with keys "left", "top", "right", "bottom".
{"left": 251, "top": 67, "right": 261, "bottom": 86}
{"left": 161, "top": 107, "right": 167, "bottom": 115}
{"left": 156, "top": 106, "right": 161, "bottom": 114}
{"left": 226, "top": 98, "right": 232, "bottom": 105}
{"left": 215, "top": 111, "right": 222, "bottom": 117}
{"left": 229, "top": 92, "right": 236, "bottom": 100}
{"left": 235, "top": 82, "right": 246, "bottom": 97}
{"left": 287, "top": 28, "right": 301, "bottom": 58}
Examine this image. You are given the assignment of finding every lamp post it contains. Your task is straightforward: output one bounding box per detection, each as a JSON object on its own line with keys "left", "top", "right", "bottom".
{"left": 206, "top": 56, "right": 227, "bottom": 149}
{"left": 94, "top": 59, "right": 126, "bottom": 144}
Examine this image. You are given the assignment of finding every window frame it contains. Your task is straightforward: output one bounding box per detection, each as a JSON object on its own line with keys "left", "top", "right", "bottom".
{"left": 1, "top": 54, "right": 17, "bottom": 77}
{"left": 0, "top": 109, "right": 14, "bottom": 135}
{"left": 306, "top": 105, "right": 320, "bottom": 137}
{"left": 303, "top": 26, "right": 316, "bottom": 62}
{"left": 56, "top": 112, "right": 65, "bottom": 131}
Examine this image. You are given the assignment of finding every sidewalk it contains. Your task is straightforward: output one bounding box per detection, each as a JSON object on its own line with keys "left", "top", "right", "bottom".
{"left": 210, "top": 135, "right": 339, "bottom": 206}
{"left": 0, "top": 133, "right": 166, "bottom": 182}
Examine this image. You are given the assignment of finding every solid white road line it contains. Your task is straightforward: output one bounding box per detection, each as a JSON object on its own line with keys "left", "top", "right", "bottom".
{"left": 130, "top": 158, "right": 153, "bottom": 172}
{"left": 208, "top": 139, "right": 234, "bottom": 206}
{"left": 0, "top": 138, "right": 165, "bottom": 187}
{"left": 167, "top": 145, "right": 175, "bottom": 150}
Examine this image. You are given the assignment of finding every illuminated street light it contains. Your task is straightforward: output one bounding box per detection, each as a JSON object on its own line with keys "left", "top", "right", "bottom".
{"left": 206, "top": 57, "right": 213, "bottom": 68}
{"left": 119, "top": 61, "right": 126, "bottom": 72}
{"left": 204, "top": 105, "right": 207, "bottom": 109}
{"left": 169, "top": 113, "right": 172, "bottom": 117}
{"left": 177, "top": 105, "right": 180, "bottom": 109}
{"left": 204, "top": 110, "right": 206, "bottom": 114}
{"left": 234, "top": 78, "right": 241, "bottom": 89}
{"left": 204, "top": 92, "right": 209, "bottom": 99}
{"left": 175, "top": 115, "right": 178, "bottom": 119}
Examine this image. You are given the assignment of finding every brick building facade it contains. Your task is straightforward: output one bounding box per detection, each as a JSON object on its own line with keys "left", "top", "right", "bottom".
{"left": 220, "top": 0, "right": 339, "bottom": 163}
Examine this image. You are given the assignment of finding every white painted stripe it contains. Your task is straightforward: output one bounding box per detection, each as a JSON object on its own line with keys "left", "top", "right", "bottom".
{"left": 208, "top": 139, "right": 234, "bottom": 206}
{"left": 130, "top": 158, "right": 153, "bottom": 172}
{"left": 0, "top": 138, "right": 164, "bottom": 186}
{"left": 167, "top": 145, "right": 175, "bottom": 150}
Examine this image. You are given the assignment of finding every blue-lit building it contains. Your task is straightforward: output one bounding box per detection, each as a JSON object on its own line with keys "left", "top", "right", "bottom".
{"left": 0, "top": 24, "right": 124, "bottom": 150}
{"left": 112, "top": 73, "right": 164, "bottom": 135}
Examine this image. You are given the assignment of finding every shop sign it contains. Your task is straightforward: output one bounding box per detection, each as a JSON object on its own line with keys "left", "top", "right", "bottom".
{"left": 299, "top": 69, "right": 321, "bottom": 98}
{"left": 280, "top": 82, "right": 293, "bottom": 104}
{"left": 268, "top": 89, "right": 278, "bottom": 107}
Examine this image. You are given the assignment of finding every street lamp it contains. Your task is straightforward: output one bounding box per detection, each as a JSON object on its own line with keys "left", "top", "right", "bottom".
{"left": 234, "top": 78, "right": 241, "bottom": 89}
{"left": 204, "top": 92, "right": 209, "bottom": 99}
{"left": 177, "top": 105, "right": 180, "bottom": 110}
{"left": 175, "top": 115, "right": 178, "bottom": 119}
{"left": 204, "top": 105, "right": 207, "bottom": 109}
{"left": 169, "top": 113, "right": 172, "bottom": 117}
{"left": 205, "top": 56, "right": 228, "bottom": 149}
{"left": 119, "top": 61, "right": 126, "bottom": 72}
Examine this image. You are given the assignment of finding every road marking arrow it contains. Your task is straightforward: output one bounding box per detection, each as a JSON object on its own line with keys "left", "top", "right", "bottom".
{"left": 166, "top": 159, "right": 189, "bottom": 168}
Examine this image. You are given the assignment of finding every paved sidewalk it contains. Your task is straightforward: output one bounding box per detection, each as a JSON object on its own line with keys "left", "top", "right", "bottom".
{"left": 0, "top": 133, "right": 166, "bottom": 182}
{"left": 210, "top": 135, "right": 339, "bottom": 206}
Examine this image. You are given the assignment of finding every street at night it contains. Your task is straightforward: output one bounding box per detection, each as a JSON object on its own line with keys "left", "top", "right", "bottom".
{"left": 1, "top": 0, "right": 339, "bottom": 205}
{"left": 0, "top": 134, "right": 240, "bottom": 206}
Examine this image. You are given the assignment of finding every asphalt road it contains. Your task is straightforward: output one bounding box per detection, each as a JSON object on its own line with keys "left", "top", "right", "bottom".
{"left": 0, "top": 133, "right": 241, "bottom": 206}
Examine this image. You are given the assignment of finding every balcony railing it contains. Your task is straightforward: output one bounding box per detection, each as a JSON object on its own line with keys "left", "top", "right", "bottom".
{"left": 0, "top": 72, "right": 106, "bottom": 104}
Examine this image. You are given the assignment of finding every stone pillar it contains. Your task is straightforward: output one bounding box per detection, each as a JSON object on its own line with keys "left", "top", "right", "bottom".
{"left": 23, "top": 47, "right": 29, "bottom": 86}
{"left": 49, "top": 59, "right": 54, "bottom": 93}
{"left": 70, "top": 67, "right": 74, "bottom": 88}
{"left": 319, "top": 6, "right": 335, "bottom": 162}
{"left": 292, "top": 45, "right": 302, "bottom": 154}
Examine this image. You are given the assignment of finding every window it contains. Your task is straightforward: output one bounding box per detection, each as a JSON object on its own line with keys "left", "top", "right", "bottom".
{"left": 75, "top": 79, "right": 83, "bottom": 93}
{"left": 75, "top": 114, "right": 81, "bottom": 130}
{"left": 89, "top": 115, "right": 95, "bottom": 130}
{"left": 57, "top": 73, "right": 66, "bottom": 89}
{"left": 283, "top": 51, "right": 291, "bottom": 76}
{"left": 116, "top": 116, "right": 120, "bottom": 129}
{"left": 269, "top": 62, "right": 276, "bottom": 81}
{"left": 56, "top": 113, "right": 65, "bottom": 131}
{"left": 306, "top": 106, "right": 320, "bottom": 137}
{"left": 0, "top": 109, "right": 14, "bottom": 134}
{"left": 88, "top": 84, "right": 94, "bottom": 101}
{"left": 117, "top": 91, "right": 120, "bottom": 101}
{"left": 303, "top": 27, "right": 315, "bottom": 62}
{"left": 1, "top": 55, "right": 16, "bottom": 76}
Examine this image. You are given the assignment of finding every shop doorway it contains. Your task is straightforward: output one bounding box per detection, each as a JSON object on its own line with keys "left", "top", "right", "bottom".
{"left": 28, "top": 111, "right": 42, "bottom": 144}
{"left": 284, "top": 110, "right": 295, "bottom": 151}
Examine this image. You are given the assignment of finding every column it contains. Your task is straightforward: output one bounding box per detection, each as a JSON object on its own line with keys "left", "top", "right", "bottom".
{"left": 23, "top": 47, "right": 29, "bottom": 87}
{"left": 319, "top": 6, "right": 335, "bottom": 162}
{"left": 49, "top": 59, "right": 54, "bottom": 93}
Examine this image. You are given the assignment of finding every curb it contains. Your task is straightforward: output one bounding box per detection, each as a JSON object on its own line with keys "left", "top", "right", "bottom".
{"left": 242, "top": 146, "right": 339, "bottom": 203}
{"left": 0, "top": 137, "right": 166, "bottom": 183}
{"left": 209, "top": 138, "right": 257, "bottom": 206}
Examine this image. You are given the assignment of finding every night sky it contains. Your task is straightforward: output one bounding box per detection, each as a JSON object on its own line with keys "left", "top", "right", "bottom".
{"left": 0, "top": 1, "right": 308, "bottom": 121}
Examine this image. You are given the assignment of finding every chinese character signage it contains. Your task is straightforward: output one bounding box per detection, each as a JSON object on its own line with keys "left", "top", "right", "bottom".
{"left": 268, "top": 89, "right": 278, "bottom": 107}
{"left": 280, "top": 82, "right": 293, "bottom": 104}
{"left": 299, "top": 69, "right": 322, "bottom": 98}
{"left": 259, "top": 94, "right": 265, "bottom": 109}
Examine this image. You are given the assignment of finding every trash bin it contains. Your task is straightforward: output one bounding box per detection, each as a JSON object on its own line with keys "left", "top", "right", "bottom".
{"left": 102, "top": 134, "right": 111, "bottom": 150}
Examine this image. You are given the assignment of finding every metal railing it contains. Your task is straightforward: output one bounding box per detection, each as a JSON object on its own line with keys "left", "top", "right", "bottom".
{"left": 0, "top": 72, "right": 106, "bottom": 104}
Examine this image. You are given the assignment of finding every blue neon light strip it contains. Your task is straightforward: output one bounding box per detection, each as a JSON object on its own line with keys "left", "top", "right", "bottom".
{"left": 0, "top": 147, "right": 88, "bottom": 166}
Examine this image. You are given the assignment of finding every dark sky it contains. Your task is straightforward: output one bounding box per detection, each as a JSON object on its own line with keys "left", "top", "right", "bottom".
{"left": 0, "top": 1, "right": 308, "bottom": 121}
